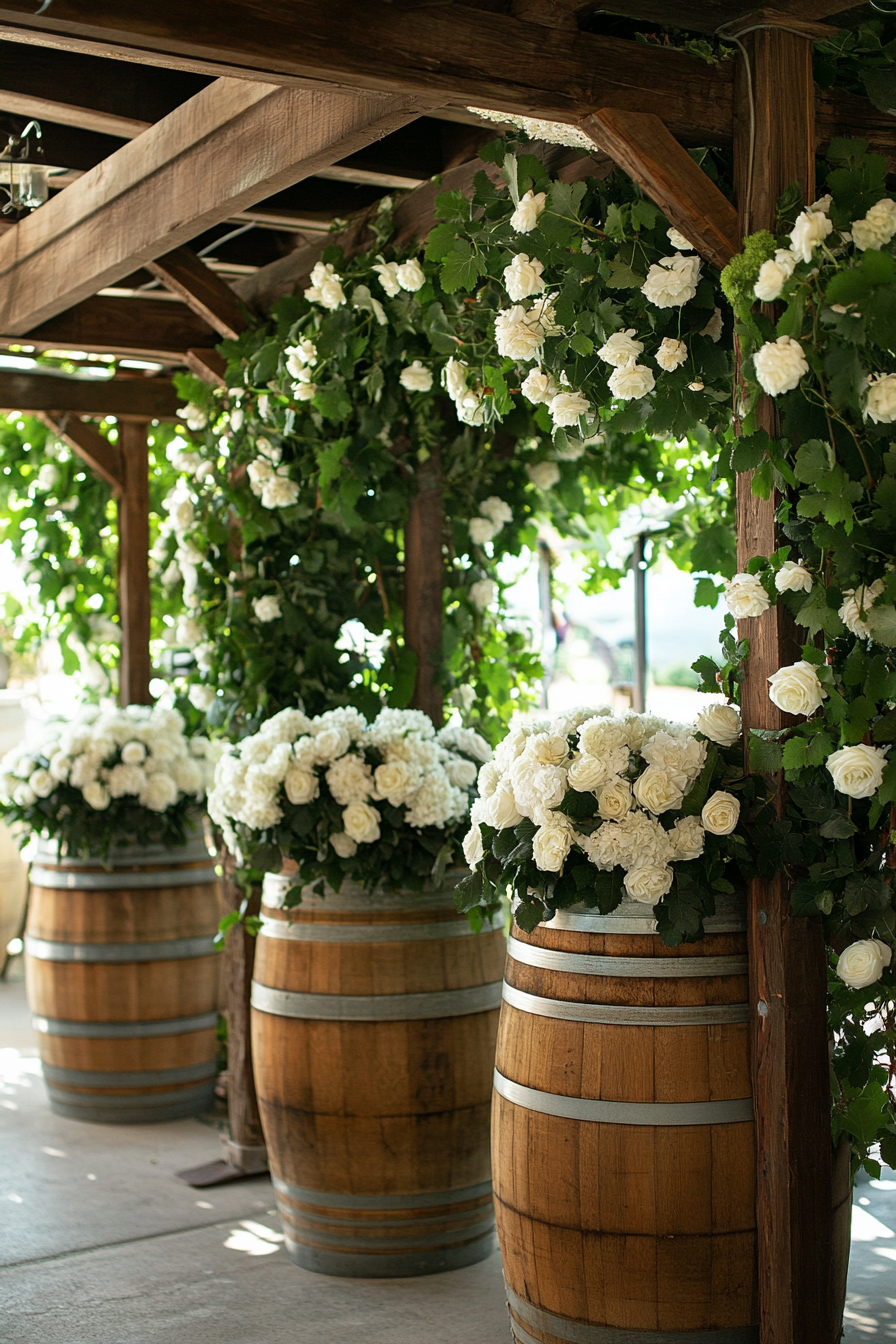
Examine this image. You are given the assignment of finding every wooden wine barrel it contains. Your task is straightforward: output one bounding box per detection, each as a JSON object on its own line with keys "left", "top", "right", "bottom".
{"left": 494, "top": 894, "right": 759, "bottom": 1342}
{"left": 251, "top": 873, "right": 506, "bottom": 1277}
{"left": 25, "top": 834, "right": 221, "bottom": 1124}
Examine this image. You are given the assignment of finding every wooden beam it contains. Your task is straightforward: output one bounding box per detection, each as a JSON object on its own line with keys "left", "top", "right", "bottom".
{"left": 581, "top": 108, "right": 741, "bottom": 270}
{"left": 116, "top": 419, "right": 152, "bottom": 705}
{"left": 0, "top": 370, "right": 180, "bottom": 418}
{"left": 145, "top": 246, "right": 250, "bottom": 339}
{"left": 572, "top": 1, "right": 848, "bottom": 31}
{"left": 37, "top": 410, "right": 123, "bottom": 494}
{"left": 733, "top": 26, "right": 837, "bottom": 1344}
{"left": 0, "top": 78, "right": 429, "bottom": 335}
{"left": 15, "top": 295, "right": 217, "bottom": 361}
{"left": 405, "top": 442, "right": 443, "bottom": 725}
{"left": 185, "top": 348, "right": 227, "bottom": 388}
{"left": 0, "top": 6, "right": 734, "bottom": 142}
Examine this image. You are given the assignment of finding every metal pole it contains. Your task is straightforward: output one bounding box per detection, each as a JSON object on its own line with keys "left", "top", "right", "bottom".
{"left": 632, "top": 533, "right": 647, "bottom": 714}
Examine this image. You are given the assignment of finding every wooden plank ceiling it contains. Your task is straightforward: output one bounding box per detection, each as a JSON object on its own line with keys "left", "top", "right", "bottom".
{"left": 0, "top": 0, "right": 880, "bottom": 398}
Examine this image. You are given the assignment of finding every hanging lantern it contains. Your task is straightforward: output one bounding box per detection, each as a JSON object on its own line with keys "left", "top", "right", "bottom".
{"left": 0, "top": 120, "right": 48, "bottom": 215}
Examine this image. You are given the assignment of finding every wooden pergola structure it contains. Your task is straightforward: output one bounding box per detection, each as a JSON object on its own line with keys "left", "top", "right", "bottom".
{"left": 0, "top": 4, "right": 891, "bottom": 1339}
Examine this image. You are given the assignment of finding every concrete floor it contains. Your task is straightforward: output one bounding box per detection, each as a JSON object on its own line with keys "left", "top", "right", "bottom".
{"left": 1, "top": 968, "right": 895, "bottom": 1344}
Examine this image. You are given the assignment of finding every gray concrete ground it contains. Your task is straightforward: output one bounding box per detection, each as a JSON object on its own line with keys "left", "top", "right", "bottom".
{"left": 1, "top": 964, "right": 895, "bottom": 1343}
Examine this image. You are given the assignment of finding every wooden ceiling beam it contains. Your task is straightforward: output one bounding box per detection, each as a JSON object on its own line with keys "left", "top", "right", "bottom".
{"left": 0, "top": 370, "right": 180, "bottom": 418}
{"left": 577, "top": 0, "right": 851, "bottom": 31}
{"left": 582, "top": 108, "right": 740, "bottom": 269}
{"left": 185, "top": 348, "right": 228, "bottom": 388}
{"left": 0, "top": 78, "right": 430, "bottom": 335}
{"left": 145, "top": 246, "right": 251, "bottom": 339}
{"left": 0, "top": 4, "right": 733, "bottom": 141}
{"left": 37, "top": 410, "right": 124, "bottom": 494}
{"left": 16, "top": 295, "right": 217, "bottom": 361}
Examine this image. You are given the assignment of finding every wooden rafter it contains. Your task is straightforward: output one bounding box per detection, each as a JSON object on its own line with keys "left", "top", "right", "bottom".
{"left": 11, "top": 295, "right": 217, "bottom": 362}
{"left": 0, "top": 371, "right": 180, "bottom": 418}
{"left": 185, "top": 349, "right": 228, "bottom": 388}
{"left": 37, "top": 410, "right": 123, "bottom": 494}
{"left": 0, "top": 77, "right": 429, "bottom": 335}
{"left": 145, "top": 247, "right": 251, "bottom": 340}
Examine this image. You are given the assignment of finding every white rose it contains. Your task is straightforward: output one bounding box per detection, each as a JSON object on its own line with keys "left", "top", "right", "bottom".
{"left": 469, "top": 516, "right": 500, "bottom": 545}
{"left": 597, "top": 777, "right": 632, "bottom": 820}
{"left": 486, "top": 782, "right": 523, "bottom": 829}
{"left": 140, "top": 773, "right": 178, "bottom": 812}
{"left": 724, "top": 572, "right": 770, "bottom": 620}
{"left": 527, "top": 733, "right": 570, "bottom": 766}
{"left": 670, "top": 815, "right": 705, "bottom": 861}
{"left": 188, "top": 684, "right": 216, "bottom": 713}
{"left": 373, "top": 759, "right": 415, "bottom": 805}
{"left": 527, "top": 461, "right": 561, "bottom": 490}
{"left": 285, "top": 339, "right": 317, "bottom": 373}
{"left": 372, "top": 261, "right": 402, "bottom": 297}
{"left": 503, "top": 253, "right": 546, "bottom": 302}
{"left": 839, "top": 580, "right": 886, "bottom": 637}
{"left": 667, "top": 227, "right": 693, "bottom": 250}
{"left": 607, "top": 359, "right": 656, "bottom": 401}
{"left": 694, "top": 703, "right": 742, "bottom": 747}
{"left": 532, "top": 816, "right": 573, "bottom": 872}
{"left": 655, "top": 338, "right": 688, "bottom": 372}
{"left": 789, "top": 207, "right": 833, "bottom": 263}
{"left": 446, "top": 757, "right": 478, "bottom": 788}
{"left": 28, "top": 768, "right": 55, "bottom": 798}
{"left": 330, "top": 832, "right": 358, "bottom": 859}
{"left": 510, "top": 189, "right": 547, "bottom": 234}
{"left": 318, "top": 279, "right": 347, "bottom": 310}
{"left": 253, "top": 595, "right": 282, "bottom": 623}
{"left": 479, "top": 496, "right": 513, "bottom": 528}
{"left": 548, "top": 390, "right": 590, "bottom": 427}
{"left": 597, "top": 329, "right": 643, "bottom": 367}
{"left": 48, "top": 752, "right": 71, "bottom": 782}
{"left": 494, "top": 304, "right": 547, "bottom": 361}
{"left": 293, "top": 381, "right": 316, "bottom": 402}
{"left": 754, "top": 248, "right": 798, "bottom": 301}
{"left": 767, "top": 661, "right": 827, "bottom": 717}
{"left": 443, "top": 357, "right": 468, "bottom": 401}
{"left": 836, "top": 938, "right": 893, "bottom": 990}
{"left": 477, "top": 760, "right": 501, "bottom": 798}
{"left": 826, "top": 743, "right": 888, "bottom": 799}
{"left": 82, "top": 780, "right": 111, "bottom": 811}
{"left": 261, "top": 473, "right": 300, "bottom": 510}
{"left": 851, "top": 199, "right": 896, "bottom": 252}
{"left": 753, "top": 336, "right": 809, "bottom": 397}
{"left": 285, "top": 766, "right": 320, "bottom": 806}
{"left": 456, "top": 391, "right": 486, "bottom": 425}
{"left": 865, "top": 373, "right": 896, "bottom": 425}
{"left": 395, "top": 258, "right": 426, "bottom": 291}
{"left": 12, "top": 782, "right": 36, "bottom": 807}
{"left": 106, "top": 763, "right": 146, "bottom": 798}
{"left": 624, "top": 863, "right": 673, "bottom": 903}
{"left": 470, "top": 578, "right": 497, "bottom": 611}
{"left": 521, "top": 367, "right": 559, "bottom": 405}
{"left": 343, "top": 801, "right": 381, "bottom": 844}
{"left": 567, "top": 752, "right": 613, "bottom": 792}
{"left": 700, "top": 308, "right": 724, "bottom": 342}
{"left": 633, "top": 764, "right": 684, "bottom": 815}
{"left": 313, "top": 725, "right": 351, "bottom": 764}
{"left": 775, "top": 560, "right": 813, "bottom": 594}
{"left": 641, "top": 255, "right": 701, "bottom": 308}
{"left": 701, "top": 790, "right": 741, "bottom": 835}
{"left": 463, "top": 824, "right": 484, "bottom": 868}
{"left": 399, "top": 360, "right": 433, "bottom": 393}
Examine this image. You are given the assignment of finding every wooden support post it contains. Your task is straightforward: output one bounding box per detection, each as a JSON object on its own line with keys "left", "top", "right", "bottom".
{"left": 733, "top": 26, "right": 837, "bottom": 1344}
{"left": 219, "top": 846, "right": 267, "bottom": 1171}
{"left": 117, "top": 420, "right": 152, "bottom": 706}
{"left": 404, "top": 443, "right": 443, "bottom": 726}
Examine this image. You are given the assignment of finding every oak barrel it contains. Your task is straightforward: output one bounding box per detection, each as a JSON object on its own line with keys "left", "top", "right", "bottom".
{"left": 251, "top": 873, "right": 506, "bottom": 1276}
{"left": 494, "top": 894, "right": 760, "bottom": 1343}
{"left": 25, "top": 833, "right": 221, "bottom": 1123}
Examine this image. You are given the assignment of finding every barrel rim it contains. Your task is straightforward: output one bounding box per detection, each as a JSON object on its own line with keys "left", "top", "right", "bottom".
{"left": 504, "top": 1283, "right": 759, "bottom": 1344}
{"left": 261, "top": 869, "right": 466, "bottom": 913}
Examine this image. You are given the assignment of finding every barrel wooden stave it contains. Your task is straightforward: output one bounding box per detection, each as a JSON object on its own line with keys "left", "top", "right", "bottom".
{"left": 25, "top": 842, "right": 220, "bottom": 1124}
{"left": 252, "top": 884, "right": 504, "bottom": 1275}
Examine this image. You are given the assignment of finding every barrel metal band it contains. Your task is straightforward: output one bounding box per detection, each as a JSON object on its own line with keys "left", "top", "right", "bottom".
{"left": 45, "top": 1080, "right": 215, "bottom": 1110}
{"left": 272, "top": 1175, "right": 492, "bottom": 1210}
{"left": 277, "top": 1202, "right": 493, "bottom": 1230}
{"left": 505, "top": 1285, "right": 758, "bottom": 1344}
{"left": 494, "top": 1070, "right": 753, "bottom": 1126}
{"left": 251, "top": 980, "right": 502, "bottom": 1021}
{"left": 30, "top": 865, "right": 218, "bottom": 891}
{"left": 42, "top": 1060, "right": 216, "bottom": 1088}
{"left": 501, "top": 983, "right": 749, "bottom": 1027}
{"left": 25, "top": 934, "right": 217, "bottom": 963}
{"left": 259, "top": 915, "right": 495, "bottom": 943}
{"left": 507, "top": 937, "right": 747, "bottom": 980}
{"left": 538, "top": 894, "right": 746, "bottom": 936}
{"left": 32, "top": 1011, "right": 218, "bottom": 1039}
{"left": 276, "top": 1209, "right": 495, "bottom": 1251}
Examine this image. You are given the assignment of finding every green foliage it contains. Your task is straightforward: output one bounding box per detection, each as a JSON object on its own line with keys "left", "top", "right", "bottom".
{"left": 720, "top": 231, "right": 776, "bottom": 320}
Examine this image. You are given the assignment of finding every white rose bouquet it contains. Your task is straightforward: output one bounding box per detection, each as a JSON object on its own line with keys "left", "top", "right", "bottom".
{"left": 207, "top": 705, "right": 491, "bottom": 900}
{"left": 458, "top": 704, "right": 752, "bottom": 942}
{"left": 0, "top": 703, "right": 220, "bottom": 858}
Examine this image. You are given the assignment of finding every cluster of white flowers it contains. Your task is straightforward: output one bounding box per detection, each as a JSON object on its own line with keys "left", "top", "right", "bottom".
{"left": 245, "top": 436, "right": 299, "bottom": 510}
{"left": 399, "top": 359, "right": 433, "bottom": 393}
{"left": 284, "top": 338, "right": 319, "bottom": 404}
{"left": 304, "top": 261, "right": 346, "bottom": 310}
{"left": 463, "top": 706, "right": 742, "bottom": 905}
{"left": 851, "top": 197, "right": 896, "bottom": 253}
{"left": 0, "top": 704, "right": 219, "bottom": 816}
{"left": 207, "top": 706, "right": 490, "bottom": 862}
{"left": 442, "top": 357, "right": 489, "bottom": 427}
{"left": 469, "top": 495, "right": 513, "bottom": 546}
{"left": 372, "top": 257, "right": 425, "bottom": 297}
{"left": 153, "top": 481, "right": 205, "bottom": 609}
{"left": 641, "top": 254, "right": 702, "bottom": 309}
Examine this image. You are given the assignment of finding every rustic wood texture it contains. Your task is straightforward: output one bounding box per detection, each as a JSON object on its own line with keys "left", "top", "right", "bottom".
{"left": 185, "top": 348, "right": 228, "bottom": 388}
{"left": 0, "top": 76, "right": 428, "bottom": 334}
{"left": 219, "top": 847, "right": 265, "bottom": 1156}
{"left": 494, "top": 918, "right": 757, "bottom": 1336}
{"left": 38, "top": 410, "right": 124, "bottom": 495}
{"left": 116, "top": 419, "right": 152, "bottom": 706}
{"left": 404, "top": 441, "right": 443, "bottom": 725}
{"left": 581, "top": 109, "right": 741, "bottom": 271}
{"left": 25, "top": 859, "right": 220, "bottom": 1118}
{"left": 16, "top": 295, "right": 217, "bottom": 361}
{"left": 733, "top": 27, "right": 839, "bottom": 1344}
{"left": 0, "top": 371, "right": 180, "bottom": 418}
{"left": 0, "top": 6, "right": 734, "bottom": 142}
{"left": 251, "top": 890, "right": 503, "bottom": 1266}
{"left": 145, "top": 245, "right": 251, "bottom": 339}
